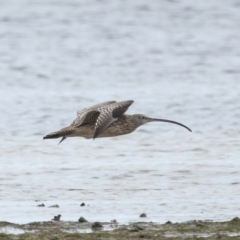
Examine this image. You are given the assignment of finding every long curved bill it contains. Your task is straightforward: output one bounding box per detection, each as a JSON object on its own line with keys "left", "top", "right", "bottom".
{"left": 150, "top": 118, "right": 192, "bottom": 132}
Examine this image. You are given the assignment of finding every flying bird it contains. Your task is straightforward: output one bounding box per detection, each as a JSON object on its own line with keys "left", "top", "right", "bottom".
{"left": 43, "top": 100, "right": 191, "bottom": 144}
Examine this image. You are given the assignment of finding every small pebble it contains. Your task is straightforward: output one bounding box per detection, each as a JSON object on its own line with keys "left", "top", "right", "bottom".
{"left": 78, "top": 217, "right": 88, "bottom": 223}
{"left": 230, "top": 217, "right": 240, "bottom": 222}
{"left": 139, "top": 234, "right": 150, "bottom": 238}
{"left": 140, "top": 213, "right": 147, "bottom": 218}
{"left": 52, "top": 214, "right": 61, "bottom": 221}
{"left": 80, "top": 202, "right": 85, "bottom": 206}
{"left": 49, "top": 204, "right": 59, "bottom": 208}
{"left": 92, "top": 222, "right": 103, "bottom": 229}
{"left": 111, "top": 219, "right": 117, "bottom": 224}
{"left": 37, "top": 203, "right": 45, "bottom": 207}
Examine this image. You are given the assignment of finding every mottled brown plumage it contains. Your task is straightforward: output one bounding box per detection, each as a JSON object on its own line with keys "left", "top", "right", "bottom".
{"left": 43, "top": 100, "right": 191, "bottom": 144}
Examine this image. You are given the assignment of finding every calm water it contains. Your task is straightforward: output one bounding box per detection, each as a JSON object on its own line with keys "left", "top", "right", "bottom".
{"left": 0, "top": 0, "right": 240, "bottom": 225}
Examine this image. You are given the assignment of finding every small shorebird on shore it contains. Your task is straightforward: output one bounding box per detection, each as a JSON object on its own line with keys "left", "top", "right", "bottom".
{"left": 43, "top": 100, "right": 191, "bottom": 144}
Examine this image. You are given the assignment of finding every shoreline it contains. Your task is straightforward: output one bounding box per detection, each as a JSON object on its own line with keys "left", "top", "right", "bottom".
{"left": 1, "top": 217, "right": 240, "bottom": 240}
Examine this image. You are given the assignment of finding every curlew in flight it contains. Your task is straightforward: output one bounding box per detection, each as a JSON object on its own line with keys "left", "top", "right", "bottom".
{"left": 43, "top": 100, "right": 191, "bottom": 144}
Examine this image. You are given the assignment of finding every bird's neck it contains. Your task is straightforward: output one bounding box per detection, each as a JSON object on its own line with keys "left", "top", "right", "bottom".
{"left": 127, "top": 115, "right": 142, "bottom": 128}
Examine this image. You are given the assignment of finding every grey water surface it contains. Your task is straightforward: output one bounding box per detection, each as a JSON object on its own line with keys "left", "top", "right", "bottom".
{"left": 0, "top": 0, "right": 240, "bottom": 224}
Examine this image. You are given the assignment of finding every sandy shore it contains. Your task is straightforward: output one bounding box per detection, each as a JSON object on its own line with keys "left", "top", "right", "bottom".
{"left": 1, "top": 218, "right": 240, "bottom": 239}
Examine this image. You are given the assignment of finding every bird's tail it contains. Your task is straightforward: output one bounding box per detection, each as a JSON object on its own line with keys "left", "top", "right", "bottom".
{"left": 43, "top": 126, "right": 75, "bottom": 144}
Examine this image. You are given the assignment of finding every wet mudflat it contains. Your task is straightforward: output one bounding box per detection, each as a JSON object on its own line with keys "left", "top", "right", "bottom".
{"left": 1, "top": 218, "right": 240, "bottom": 240}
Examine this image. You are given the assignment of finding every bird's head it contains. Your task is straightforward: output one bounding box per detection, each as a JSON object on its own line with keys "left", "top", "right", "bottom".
{"left": 132, "top": 114, "right": 153, "bottom": 126}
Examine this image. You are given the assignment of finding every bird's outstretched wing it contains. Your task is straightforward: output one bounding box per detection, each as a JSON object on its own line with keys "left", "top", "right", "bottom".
{"left": 77, "top": 101, "right": 116, "bottom": 117}
{"left": 72, "top": 101, "right": 116, "bottom": 127}
{"left": 93, "top": 100, "right": 134, "bottom": 139}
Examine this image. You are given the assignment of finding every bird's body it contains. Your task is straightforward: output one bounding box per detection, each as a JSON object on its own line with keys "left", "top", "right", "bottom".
{"left": 43, "top": 100, "right": 191, "bottom": 143}
{"left": 54, "top": 115, "right": 136, "bottom": 139}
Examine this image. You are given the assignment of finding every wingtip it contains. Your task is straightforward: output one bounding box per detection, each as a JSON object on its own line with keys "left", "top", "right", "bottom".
{"left": 124, "top": 100, "right": 134, "bottom": 104}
